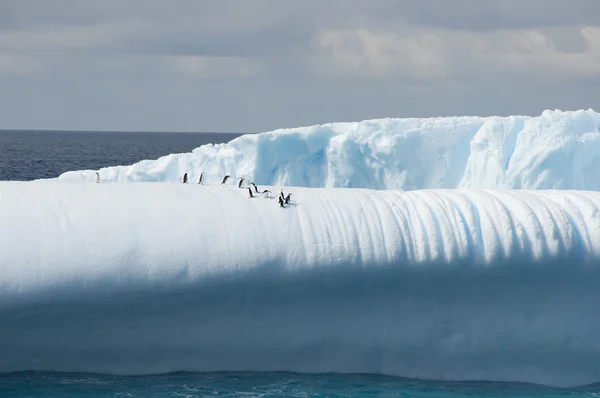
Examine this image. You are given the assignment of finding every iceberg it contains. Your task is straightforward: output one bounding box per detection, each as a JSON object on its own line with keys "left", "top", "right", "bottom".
{"left": 2, "top": 181, "right": 600, "bottom": 387}
{"left": 55, "top": 109, "right": 600, "bottom": 191}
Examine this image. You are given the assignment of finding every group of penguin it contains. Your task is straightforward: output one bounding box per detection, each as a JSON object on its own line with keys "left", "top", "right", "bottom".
{"left": 182, "top": 172, "right": 292, "bottom": 208}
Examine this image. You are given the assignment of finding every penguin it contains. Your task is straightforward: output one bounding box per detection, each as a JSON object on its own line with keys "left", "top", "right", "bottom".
{"left": 248, "top": 187, "right": 254, "bottom": 198}
{"left": 285, "top": 193, "right": 292, "bottom": 204}
{"left": 251, "top": 182, "right": 259, "bottom": 193}
{"left": 238, "top": 176, "right": 245, "bottom": 188}
{"left": 182, "top": 173, "right": 188, "bottom": 183}
{"left": 221, "top": 175, "right": 230, "bottom": 184}
{"left": 280, "top": 190, "right": 285, "bottom": 201}
{"left": 262, "top": 189, "right": 271, "bottom": 199}
{"left": 198, "top": 173, "right": 204, "bottom": 184}
{"left": 94, "top": 172, "right": 100, "bottom": 183}
{"left": 278, "top": 196, "right": 285, "bottom": 208}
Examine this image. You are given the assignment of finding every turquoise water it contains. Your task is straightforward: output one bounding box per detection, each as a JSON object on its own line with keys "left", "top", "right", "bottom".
{"left": 1, "top": 372, "right": 599, "bottom": 398}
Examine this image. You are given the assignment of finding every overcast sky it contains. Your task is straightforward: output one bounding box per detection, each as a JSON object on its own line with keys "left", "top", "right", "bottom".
{"left": 1, "top": 0, "right": 599, "bottom": 133}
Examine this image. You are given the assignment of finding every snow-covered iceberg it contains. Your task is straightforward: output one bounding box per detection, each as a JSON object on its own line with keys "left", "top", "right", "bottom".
{"left": 2, "top": 181, "right": 600, "bottom": 387}
{"left": 55, "top": 109, "right": 600, "bottom": 191}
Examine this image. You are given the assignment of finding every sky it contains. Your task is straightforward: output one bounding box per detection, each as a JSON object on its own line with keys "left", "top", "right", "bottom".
{"left": 0, "top": 0, "right": 599, "bottom": 133}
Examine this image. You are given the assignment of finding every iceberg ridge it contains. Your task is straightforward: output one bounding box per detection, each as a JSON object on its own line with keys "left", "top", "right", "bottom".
{"left": 54, "top": 109, "right": 600, "bottom": 191}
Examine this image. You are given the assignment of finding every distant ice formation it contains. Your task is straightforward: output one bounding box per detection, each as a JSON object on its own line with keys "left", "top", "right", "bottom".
{"left": 55, "top": 109, "right": 600, "bottom": 190}
{"left": 2, "top": 181, "right": 600, "bottom": 386}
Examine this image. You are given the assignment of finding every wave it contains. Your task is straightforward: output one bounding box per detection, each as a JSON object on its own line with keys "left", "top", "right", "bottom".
{"left": 2, "top": 181, "right": 600, "bottom": 386}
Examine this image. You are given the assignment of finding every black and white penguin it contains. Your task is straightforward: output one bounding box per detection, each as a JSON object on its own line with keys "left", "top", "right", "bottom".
{"left": 280, "top": 190, "right": 285, "bottom": 201}
{"left": 278, "top": 196, "right": 285, "bottom": 208}
{"left": 248, "top": 187, "right": 254, "bottom": 198}
{"left": 221, "top": 175, "right": 230, "bottom": 184}
{"left": 182, "top": 173, "right": 188, "bottom": 183}
{"left": 238, "top": 176, "right": 245, "bottom": 188}
{"left": 94, "top": 172, "right": 100, "bottom": 183}
{"left": 262, "top": 189, "right": 271, "bottom": 199}
{"left": 198, "top": 173, "right": 204, "bottom": 184}
{"left": 251, "top": 182, "right": 259, "bottom": 193}
{"left": 285, "top": 193, "right": 292, "bottom": 204}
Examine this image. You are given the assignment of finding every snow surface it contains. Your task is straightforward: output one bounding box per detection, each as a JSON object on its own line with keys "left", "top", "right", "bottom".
{"left": 3, "top": 181, "right": 600, "bottom": 386}
{"left": 55, "top": 109, "right": 600, "bottom": 190}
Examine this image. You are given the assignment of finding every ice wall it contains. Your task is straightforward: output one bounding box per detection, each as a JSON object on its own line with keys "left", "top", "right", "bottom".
{"left": 55, "top": 109, "right": 600, "bottom": 190}
{"left": 2, "top": 181, "right": 600, "bottom": 386}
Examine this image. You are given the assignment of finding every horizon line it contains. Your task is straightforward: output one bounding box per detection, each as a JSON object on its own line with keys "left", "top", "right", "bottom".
{"left": 0, "top": 128, "right": 245, "bottom": 135}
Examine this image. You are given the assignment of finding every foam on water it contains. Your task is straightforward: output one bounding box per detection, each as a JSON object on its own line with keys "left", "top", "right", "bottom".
{"left": 54, "top": 109, "right": 600, "bottom": 191}
{"left": 2, "top": 181, "right": 600, "bottom": 387}
{"left": 2, "top": 372, "right": 596, "bottom": 398}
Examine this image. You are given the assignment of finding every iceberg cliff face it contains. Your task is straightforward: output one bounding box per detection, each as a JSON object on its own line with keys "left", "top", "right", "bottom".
{"left": 55, "top": 109, "right": 600, "bottom": 190}
{"left": 2, "top": 181, "right": 600, "bottom": 386}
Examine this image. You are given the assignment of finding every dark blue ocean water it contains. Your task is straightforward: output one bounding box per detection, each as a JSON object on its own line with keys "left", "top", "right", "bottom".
{"left": 0, "top": 130, "right": 595, "bottom": 397}
{"left": 0, "top": 130, "right": 243, "bottom": 181}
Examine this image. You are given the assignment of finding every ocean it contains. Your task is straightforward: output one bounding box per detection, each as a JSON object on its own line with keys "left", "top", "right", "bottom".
{"left": 0, "top": 129, "right": 598, "bottom": 398}
{"left": 0, "top": 130, "right": 243, "bottom": 181}
{"left": 4, "top": 372, "right": 600, "bottom": 398}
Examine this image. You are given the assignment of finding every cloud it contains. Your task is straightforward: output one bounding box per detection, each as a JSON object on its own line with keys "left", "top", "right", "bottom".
{"left": 168, "top": 55, "right": 263, "bottom": 79}
{"left": 310, "top": 25, "right": 600, "bottom": 80}
{"left": 0, "top": 0, "right": 598, "bottom": 132}
{"left": 363, "top": 0, "right": 600, "bottom": 31}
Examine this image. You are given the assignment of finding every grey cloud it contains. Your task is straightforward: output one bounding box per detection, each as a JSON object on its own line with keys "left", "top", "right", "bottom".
{"left": 124, "top": 22, "right": 313, "bottom": 58}
{"left": 386, "top": 0, "right": 600, "bottom": 31}
{"left": 0, "top": 0, "right": 114, "bottom": 30}
{"left": 4, "top": 1, "right": 594, "bottom": 59}
{"left": 539, "top": 26, "right": 590, "bottom": 53}
{"left": 0, "top": 1, "right": 320, "bottom": 58}
{"left": 3, "top": 0, "right": 599, "bottom": 34}
{"left": 0, "top": 0, "right": 598, "bottom": 132}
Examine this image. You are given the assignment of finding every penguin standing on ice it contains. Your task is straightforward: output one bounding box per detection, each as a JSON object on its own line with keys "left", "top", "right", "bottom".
{"left": 248, "top": 187, "right": 254, "bottom": 198}
{"left": 198, "top": 173, "right": 204, "bottom": 184}
{"left": 94, "top": 172, "right": 100, "bottom": 183}
{"left": 280, "top": 190, "right": 285, "bottom": 201}
{"left": 278, "top": 196, "right": 285, "bottom": 208}
{"left": 285, "top": 193, "right": 292, "bottom": 204}
{"left": 251, "top": 182, "right": 259, "bottom": 193}
{"left": 221, "top": 175, "right": 230, "bottom": 184}
{"left": 182, "top": 173, "right": 188, "bottom": 183}
{"left": 262, "top": 189, "right": 271, "bottom": 199}
{"left": 238, "top": 176, "right": 245, "bottom": 188}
